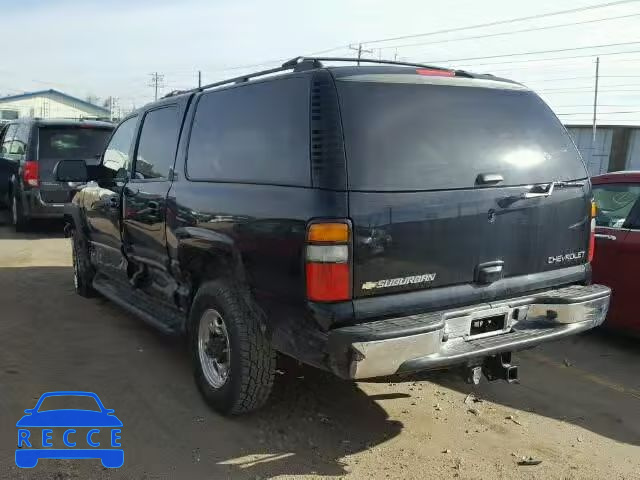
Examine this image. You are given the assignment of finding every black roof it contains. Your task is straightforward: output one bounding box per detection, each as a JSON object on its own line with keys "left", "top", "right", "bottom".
{"left": 159, "top": 56, "right": 523, "bottom": 103}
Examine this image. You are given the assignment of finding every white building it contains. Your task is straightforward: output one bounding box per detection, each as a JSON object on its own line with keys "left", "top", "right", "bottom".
{"left": 0, "top": 89, "right": 109, "bottom": 122}
{"left": 565, "top": 124, "right": 640, "bottom": 176}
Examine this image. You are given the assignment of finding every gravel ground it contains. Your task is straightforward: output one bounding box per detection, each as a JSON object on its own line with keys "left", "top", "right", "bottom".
{"left": 0, "top": 220, "right": 638, "bottom": 480}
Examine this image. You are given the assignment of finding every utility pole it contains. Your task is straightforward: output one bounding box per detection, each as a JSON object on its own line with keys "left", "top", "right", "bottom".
{"left": 349, "top": 43, "right": 374, "bottom": 65}
{"left": 592, "top": 57, "right": 600, "bottom": 143}
{"left": 198, "top": 70, "right": 202, "bottom": 88}
{"left": 109, "top": 97, "right": 119, "bottom": 122}
{"left": 149, "top": 72, "right": 165, "bottom": 101}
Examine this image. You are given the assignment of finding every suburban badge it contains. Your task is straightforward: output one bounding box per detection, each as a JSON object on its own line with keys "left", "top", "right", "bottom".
{"left": 362, "top": 273, "right": 437, "bottom": 290}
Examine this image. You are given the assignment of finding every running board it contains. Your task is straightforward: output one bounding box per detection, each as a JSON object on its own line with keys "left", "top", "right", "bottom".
{"left": 93, "top": 274, "right": 180, "bottom": 335}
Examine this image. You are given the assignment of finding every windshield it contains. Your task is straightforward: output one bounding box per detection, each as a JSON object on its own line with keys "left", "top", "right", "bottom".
{"left": 37, "top": 395, "right": 102, "bottom": 412}
{"left": 38, "top": 127, "right": 111, "bottom": 162}
{"left": 337, "top": 79, "right": 588, "bottom": 191}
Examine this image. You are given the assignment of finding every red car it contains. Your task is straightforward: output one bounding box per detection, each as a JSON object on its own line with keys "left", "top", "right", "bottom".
{"left": 591, "top": 171, "right": 640, "bottom": 335}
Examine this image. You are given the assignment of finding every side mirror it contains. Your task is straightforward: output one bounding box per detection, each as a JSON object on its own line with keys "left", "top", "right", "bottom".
{"left": 54, "top": 159, "right": 88, "bottom": 183}
{"left": 23, "top": 409, "right": 33, "bottom": 414}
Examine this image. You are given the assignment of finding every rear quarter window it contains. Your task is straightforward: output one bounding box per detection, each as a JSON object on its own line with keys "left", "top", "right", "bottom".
{"left": 186, "top": 76, "right": 311, "bottom": 186}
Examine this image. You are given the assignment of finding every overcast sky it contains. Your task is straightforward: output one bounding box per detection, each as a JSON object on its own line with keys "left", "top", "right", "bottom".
{"left": 2, "top": 0, "right": 640, "bottom": 124}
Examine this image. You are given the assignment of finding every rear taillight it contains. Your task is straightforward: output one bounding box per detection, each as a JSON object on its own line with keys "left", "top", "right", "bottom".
{"left": 23, "top": 161, "right": 39, "bottom": 187}
{"left": 588, "top": 200, "right": 596, "bottom": 262}
{"left": 305, "top": 222, "right": 351, "bottom": 302}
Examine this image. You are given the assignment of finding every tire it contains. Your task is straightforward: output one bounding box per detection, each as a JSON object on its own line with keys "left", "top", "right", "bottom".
{"left": 71, "top": 228, "right": 96, "bottom": 297}
{"left": 11, "top": 190, "right": 29, "bottom": 232}
{"left": 189, "top": 279, "right": 276, "bottom": 415}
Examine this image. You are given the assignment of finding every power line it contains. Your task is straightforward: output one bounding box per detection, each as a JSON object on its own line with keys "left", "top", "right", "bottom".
{"left": 557, "top": 110, "right": 640, "bottom": 115}
{"left": 358, "top": 0, "right": 640, "bottom": 46}
{"left": 524, "top": 75, "right": 640, "bottom": 83}
{"left": 423, "top": 40, "right": 640, "bottom": 64}
{"left": 160, "top": 1, "right": 639, "bottom": 77}
{"left": 540, "top": 88, "right": 640, "bottom": 94}
{"left": 539, "top": 83, "right": 640, "bottom": 92}
{"left": 456, "top": 48, "right": 640, "bottom": 69}
{"left": 376, "top": 12, "right": 640, "bottom": 51}
{"left": 553, "top": 104, "right": 640, "bottom": 107}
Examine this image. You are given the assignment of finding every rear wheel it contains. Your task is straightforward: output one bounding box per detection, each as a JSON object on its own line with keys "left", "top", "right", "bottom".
{"left": 189, "top": 280, "right": 276, "bottom": 415}
{"left": 11, "top": 190, "right": 29, "bottom": 232}
{"left": 71, "top": 228, "right": 96, "bottom": 297}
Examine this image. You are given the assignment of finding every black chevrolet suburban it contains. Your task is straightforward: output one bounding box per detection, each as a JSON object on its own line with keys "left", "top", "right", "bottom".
{"left": 55, "top": 57, "right": 611, "bottom": 414}
{"left": 0, "top": 118, "right": 113, "bottom": 230}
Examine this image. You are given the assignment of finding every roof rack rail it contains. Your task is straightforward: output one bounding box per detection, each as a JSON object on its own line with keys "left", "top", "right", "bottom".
{"left": 290, "top": 56, "right": 454, "bottom": 71}
{"left": 163, "top": 56, "right": 463, "bottom": 98}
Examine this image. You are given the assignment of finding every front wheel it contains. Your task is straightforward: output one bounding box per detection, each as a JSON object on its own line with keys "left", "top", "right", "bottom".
{"left": 189, "top": 280, "right": 276, "bottom": 415}
{"left": 71, "top": 228, "right": 96, "bottom": 297}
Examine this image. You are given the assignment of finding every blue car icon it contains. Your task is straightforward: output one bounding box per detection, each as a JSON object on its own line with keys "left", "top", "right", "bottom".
{"left": 16, "top": 391, "right": 123, "bottom": 468}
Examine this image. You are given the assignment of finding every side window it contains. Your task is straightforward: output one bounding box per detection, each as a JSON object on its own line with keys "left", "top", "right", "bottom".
{"left": 186, "top": 77, "right": 310, "bottom": 186}
{"left": 1, "top": 124, "right": 17, "bottom": 157}
{"left": 103, "top": 116, "right": 138, "bottom": 177}
{"left": 11, "top": 124, "right": 30, "bottom": 160}
{"left": 593, "top": 183, "right": 640, "bottom": 229}
{"left": 134, "top": 106, "right": 180, "bottom": 180}
{"left": 0, "top": 125, "right": 7, "bottom": 153}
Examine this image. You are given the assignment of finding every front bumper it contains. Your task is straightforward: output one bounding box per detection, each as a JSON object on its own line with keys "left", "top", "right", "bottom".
{"left": 328, "top": 284, "right": 610, "bottom": 379}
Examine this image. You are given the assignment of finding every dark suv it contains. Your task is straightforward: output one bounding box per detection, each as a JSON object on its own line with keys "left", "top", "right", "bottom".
{"left": 55, "top": 57, "right": 611, "bottom": 415}
{"left": 0, "top": 118, "right": 113, "bottom": 230}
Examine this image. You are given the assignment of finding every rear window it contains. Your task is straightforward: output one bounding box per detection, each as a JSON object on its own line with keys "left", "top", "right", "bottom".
{"left": 337, "top": 78, "right": 587, "bottom": 191}
{"left": 38, "top": 127, "right": 112, "bottom": 163}
{"left": 186, "top": 76, "right": 310, "bottom": 186}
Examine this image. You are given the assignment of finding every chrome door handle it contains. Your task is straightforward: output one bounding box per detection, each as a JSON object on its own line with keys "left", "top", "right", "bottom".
{"left": 594, "top": 233, "right": 617, "bottom": 241}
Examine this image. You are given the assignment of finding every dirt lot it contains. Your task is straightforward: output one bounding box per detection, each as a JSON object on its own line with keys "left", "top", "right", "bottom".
{"left": 0, "top": 220, "right": 638, "bottom": 480}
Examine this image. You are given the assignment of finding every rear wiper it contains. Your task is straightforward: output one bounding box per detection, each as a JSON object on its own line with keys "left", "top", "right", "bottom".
{"left": 498, "top": 180, "right": 584, "bottom": 208}
{"left": 520, "top": 180, "right": 583, "bottom": 199}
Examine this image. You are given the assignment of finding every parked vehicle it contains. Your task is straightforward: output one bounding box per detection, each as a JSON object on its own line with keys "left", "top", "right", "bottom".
{"left": 0, "top": 118, "right": 113, "bottom": 230}
{"left": 591, "top": 171, "right": 640, "bottom": 335}
{"left": 55, "top": 57, "right": 611, "bottom": 415}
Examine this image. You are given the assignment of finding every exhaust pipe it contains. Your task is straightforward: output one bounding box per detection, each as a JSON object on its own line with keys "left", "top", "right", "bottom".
{"left": 482, "top": 352, "right": 519, "bottom": 384}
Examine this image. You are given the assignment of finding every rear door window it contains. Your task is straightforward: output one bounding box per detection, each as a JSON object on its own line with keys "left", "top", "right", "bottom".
{"left": 134, "top": 106, "right": 180, "bottom": 179}
{"left": 593, "top": 183, "right": 640, "bottom": 229}
{"left": 186, "top": 76, "right": 310, "bottom": 186}
{"left": 12, "top": 123, "right": 30, "bottom": 160}
{"left": 336, "top": 77, "right": 587, "bottom": 191}
{"left": 38, "top": 126, "right": 112, "bottom": 163}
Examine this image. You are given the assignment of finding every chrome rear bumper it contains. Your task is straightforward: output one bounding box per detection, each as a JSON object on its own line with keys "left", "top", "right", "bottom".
{"left": 328, "top": 284, "right": 610, "bottom": 379}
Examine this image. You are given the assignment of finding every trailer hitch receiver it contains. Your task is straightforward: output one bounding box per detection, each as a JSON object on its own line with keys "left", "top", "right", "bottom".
{"left": 482, "top": 352, "right": 519, "bottom": 383}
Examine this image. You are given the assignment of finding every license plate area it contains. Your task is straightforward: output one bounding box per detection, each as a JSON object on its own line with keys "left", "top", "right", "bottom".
{"left": 444, "top": 307, "right": 513, "bottom": 341}
{"left": 467, "top": 307, "right": 510, "bottom": 340}
{"left": 470, "top": 314, "right": 507, "bottom": 336}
